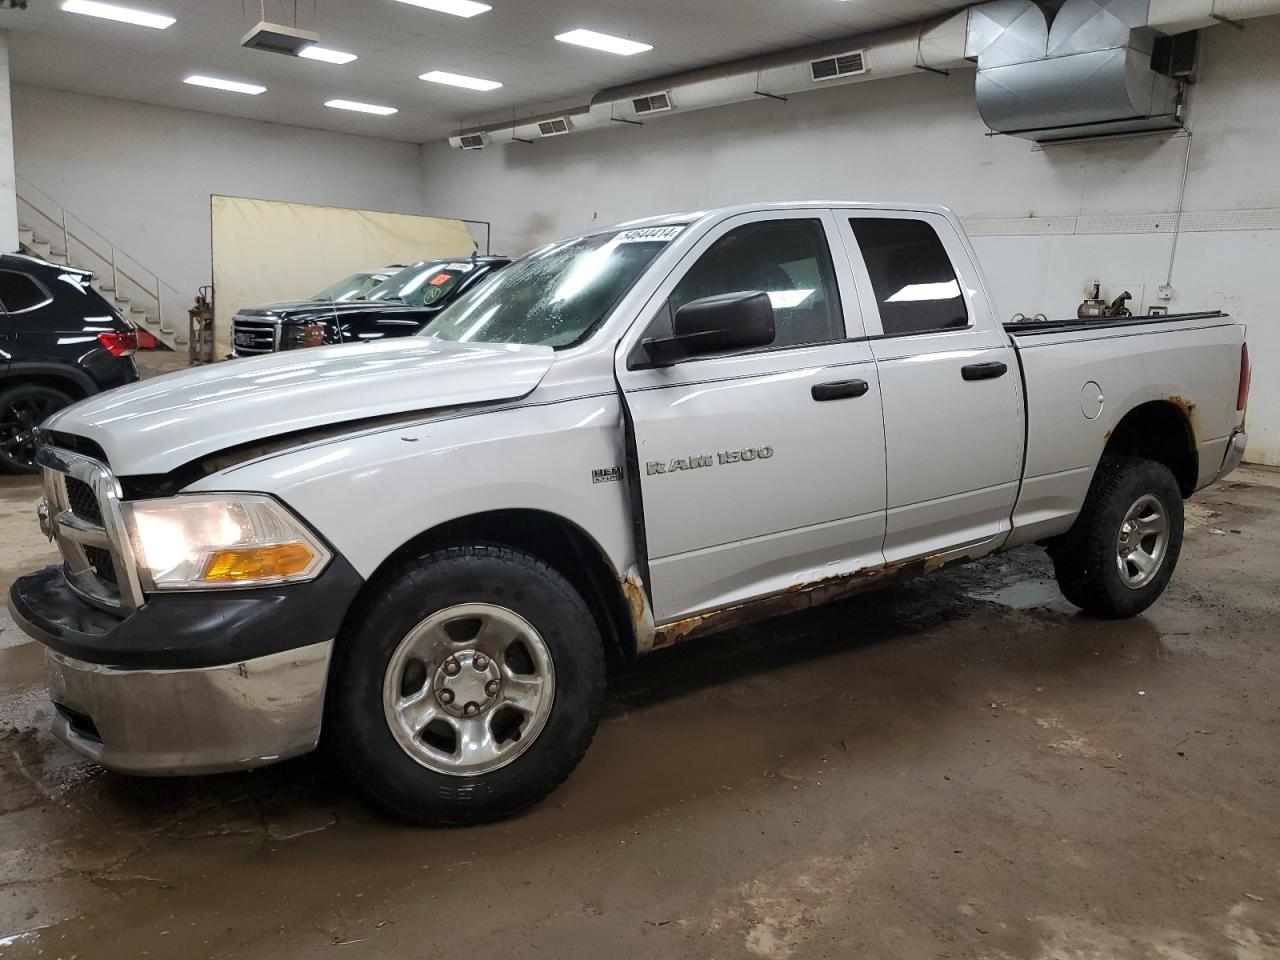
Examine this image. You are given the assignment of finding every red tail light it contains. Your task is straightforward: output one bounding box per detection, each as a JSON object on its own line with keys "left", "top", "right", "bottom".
{"left": 1237, "top": 342, "right": 1251, "bottom": 414}
{"left": 98, "top": 329, "right": 139, "bottom": 358}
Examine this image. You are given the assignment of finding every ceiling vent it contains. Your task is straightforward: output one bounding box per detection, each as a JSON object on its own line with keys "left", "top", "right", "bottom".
{"left": 631, "top": 92, "right": 672, "bottom": 115}
{"left": 240, "top": 20, "right": 319, "bottom": 56}
{"left": 459, "top": 134, "right": 487, "bottom": 150}
{"left": 809, "top": 50, "right": 867, "bottom": 82}
{"left": 538, "top": 117, "right": 572, "bottom": 137}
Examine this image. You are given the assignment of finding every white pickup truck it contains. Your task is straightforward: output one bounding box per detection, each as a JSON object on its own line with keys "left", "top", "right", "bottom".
{"left": 8, "top": 202, "right": 1251, "bottom": 825}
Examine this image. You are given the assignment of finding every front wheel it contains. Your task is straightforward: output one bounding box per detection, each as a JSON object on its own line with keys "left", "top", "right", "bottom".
{"left": 327, "top": 544, "right": 606, "bottom": 825}
{"left": 0, "top": 384, "right": 74, "bottom": 474}
{"left": 1049, "top": 455, "right": 1184, "bottom": 619}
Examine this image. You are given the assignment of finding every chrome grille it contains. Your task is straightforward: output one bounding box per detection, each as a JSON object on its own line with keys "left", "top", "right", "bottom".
{"left": 65, "top": 477, "right": 102, "bottom": 524}
{"left": 84, "top": 545, "right": 118, "bottom": 585}
{"left": 38, "top": 447, "right": 143, "bottom": 612}
{"left": 231, "top": 316, "right": 280, "bottom": 357}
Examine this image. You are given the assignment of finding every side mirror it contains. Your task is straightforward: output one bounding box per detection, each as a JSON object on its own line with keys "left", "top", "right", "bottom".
{"left": 641, "top": 291, "right": 776, "bottom": 367}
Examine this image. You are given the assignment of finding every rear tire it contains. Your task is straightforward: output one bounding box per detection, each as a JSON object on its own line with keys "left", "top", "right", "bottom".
{"left": 327, "top": 544, "right": 606, "bottom": 826}
{"left": 0, "top": 384, "right": 74, "bottom": 474}
{"left": 1049, "top": 455, "right": 1184, "bottom": 619}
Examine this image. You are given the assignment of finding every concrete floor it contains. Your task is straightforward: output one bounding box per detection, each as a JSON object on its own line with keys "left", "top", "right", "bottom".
{"left": 0, "top": 426, "right": 1276, "bottom": 957}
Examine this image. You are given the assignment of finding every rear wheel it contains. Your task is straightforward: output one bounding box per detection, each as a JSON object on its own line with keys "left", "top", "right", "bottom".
{"left": 1049, "top": 455, "right": 1184, "bottom": 619}
{"left": 327, "top": 544, "right": 606, "bottom": 825}
{"left": 0, "top": 384, "right": 73, "bottom": 474}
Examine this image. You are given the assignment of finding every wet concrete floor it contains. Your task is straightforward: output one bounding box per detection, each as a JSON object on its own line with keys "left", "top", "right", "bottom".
{"left": 0, "top": 466, "right": 1276, "bottom": 959}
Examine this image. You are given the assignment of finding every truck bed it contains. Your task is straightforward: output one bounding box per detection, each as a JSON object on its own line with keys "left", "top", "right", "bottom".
{"left": 1003, "top": 308, "right": 1243, "bottom": 550}
{"left": 1004, "top": 311, "right": 1228, "bottom": 336}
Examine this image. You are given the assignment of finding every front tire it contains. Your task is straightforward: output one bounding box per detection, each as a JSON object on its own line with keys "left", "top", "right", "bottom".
{"left": 327, "top": 544, "right": 606, "bottom": 826}
{"left": 0, "top": 384, "right": 74, "bottom": 474}
{"left": 1049, "top": 455, "right": 1184, "bottom": 619}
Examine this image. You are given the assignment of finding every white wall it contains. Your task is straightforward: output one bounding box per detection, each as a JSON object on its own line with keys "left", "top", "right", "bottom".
{"left": 420, "top": 16, "right": 1280, "bottom": 465}
{"left": 0, "top": 33, "right": 18, "bottom": 253}
{"left": 10, "top": 84, "right": 425, "bottom": 316}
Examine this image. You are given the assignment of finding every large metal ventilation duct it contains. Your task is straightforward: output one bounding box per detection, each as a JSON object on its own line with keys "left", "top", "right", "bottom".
{"left": 448, "top": 14, "right": 971, "bottom": 149}
{"left": 1147, "top": 0, "right": 1280, "bottom": 33}
{"left": 446, "top": 0, "right": 1280, "bottom": 150}
{"left": 966, "top": 0, "right": 1184, "bottom": 142}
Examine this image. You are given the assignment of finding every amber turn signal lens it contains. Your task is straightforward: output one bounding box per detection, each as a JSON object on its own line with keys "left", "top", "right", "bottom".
{"left": 202, "top": 543, "right": 315, "bottom": 583}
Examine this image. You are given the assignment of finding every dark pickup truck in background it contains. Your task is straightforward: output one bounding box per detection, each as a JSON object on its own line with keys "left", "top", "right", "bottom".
{"left": 231, "top": 256, "right": 511, "bottom": 357}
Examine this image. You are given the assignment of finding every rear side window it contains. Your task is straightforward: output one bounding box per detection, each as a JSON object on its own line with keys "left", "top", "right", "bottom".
{"left": 668, "top": 218, "right": 844, "bottom": 349}
{"left": 849, "top": 218, "right": 968, "bottom": 336}
{"left": 0, "top": 270, "right": 51, "bottom": 313}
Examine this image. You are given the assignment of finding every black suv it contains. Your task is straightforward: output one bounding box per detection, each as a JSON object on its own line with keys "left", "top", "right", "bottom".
{"left": 231, "top": 256, "right": 511, "bottom": 357}
{"left": 0, "top": 254, "right": 140, "bottom": 473}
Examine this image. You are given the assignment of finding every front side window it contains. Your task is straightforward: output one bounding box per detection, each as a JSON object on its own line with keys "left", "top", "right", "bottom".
{"left": 667, "top": 218, "right": 844, "bottom": 349}
{"left": 848, "top": 217, "right": 968, "bottom": 336}
{"left": 0, "top": 270, "right": 50, "bottom": 313}
{"left": 420, "top": 227, "right": 680, "bottom": 348}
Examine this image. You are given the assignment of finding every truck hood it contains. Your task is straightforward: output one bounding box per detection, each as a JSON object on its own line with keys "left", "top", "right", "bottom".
{"left": 238, "top": 300, "right": 434, "bottom": 322}
{"left": 43, "top": 337, "right": 555, "bottom": 475}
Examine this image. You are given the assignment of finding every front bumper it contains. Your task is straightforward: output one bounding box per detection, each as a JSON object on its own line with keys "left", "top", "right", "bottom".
{"left": 45, "top": 642, "right": 331, "bottom": 776}
{"left": 7, "top": 558, "right": 363, "bottom": 774}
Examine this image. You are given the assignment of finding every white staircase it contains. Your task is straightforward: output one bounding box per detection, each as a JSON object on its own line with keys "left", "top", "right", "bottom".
{"left": 15, "top": 176, "right": 188, "bottom": 349}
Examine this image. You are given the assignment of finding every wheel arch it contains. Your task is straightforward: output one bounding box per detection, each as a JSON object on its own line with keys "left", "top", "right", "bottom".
{"left": 349, "top": 508, "right": 638, "bottom": 666}
{"left": 1101, "top": 399, "right": 1198, "bottom": 498}
{"left": 1, "top": 362, "right": 97, "bottom": 400}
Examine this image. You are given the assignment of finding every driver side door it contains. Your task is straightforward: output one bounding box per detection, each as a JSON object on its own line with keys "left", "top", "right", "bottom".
{"left": 615, "top": 210, "right": 888, "bottom": 624}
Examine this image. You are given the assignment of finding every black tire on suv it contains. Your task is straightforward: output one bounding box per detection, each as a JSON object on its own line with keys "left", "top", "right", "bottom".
{"left": 326, "top": 544, "right": 607, "bottom": 826}
{"left": 1049, "top": 455, "right": 1185, "bottom": 619}
{"left": 0, "top": 384, "right": 73, "bottom": 474}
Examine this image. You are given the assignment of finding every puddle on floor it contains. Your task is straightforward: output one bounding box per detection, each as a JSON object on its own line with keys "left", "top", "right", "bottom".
{"left": 966, "top": 578, "right": 1077, "bottom": 613}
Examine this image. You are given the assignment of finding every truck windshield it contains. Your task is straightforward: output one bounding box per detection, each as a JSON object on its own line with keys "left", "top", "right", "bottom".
{"left": 311, "top": 272, "right": 385, "bottom": 302}
{"left": 419, "top": 226, "right": 682, "bottom": 348}
{"left": 368, "top": 262, "right": 474, "bottom": 306}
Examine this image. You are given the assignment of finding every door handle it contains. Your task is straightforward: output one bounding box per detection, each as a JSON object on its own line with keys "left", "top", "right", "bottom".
{"left": 961, "top": 361, "right": 1008, "bottom": 382}
{"left": 811, "top": 379, "right": 870, "bottom": 401}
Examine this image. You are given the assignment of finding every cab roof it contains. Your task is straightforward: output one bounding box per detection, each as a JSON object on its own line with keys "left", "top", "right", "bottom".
{"left": 608, "top": 200, "right": 957, "bottom": 234}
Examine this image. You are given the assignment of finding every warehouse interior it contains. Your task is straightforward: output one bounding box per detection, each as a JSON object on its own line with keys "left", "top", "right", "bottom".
{"left": 0, "top": 1, "right": 1276, "bottom": 957}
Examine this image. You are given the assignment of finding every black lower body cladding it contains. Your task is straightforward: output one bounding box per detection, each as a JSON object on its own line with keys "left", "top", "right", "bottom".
{"left": 8, "top": 556, "right": 364, "bottom": 670}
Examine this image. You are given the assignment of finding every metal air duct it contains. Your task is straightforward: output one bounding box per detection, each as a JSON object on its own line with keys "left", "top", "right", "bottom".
{"left": 449, "top": 13, "right": 971, "bottom": 148}
{"left": 967, "top": 0, "right": 1184, "bottom": 142}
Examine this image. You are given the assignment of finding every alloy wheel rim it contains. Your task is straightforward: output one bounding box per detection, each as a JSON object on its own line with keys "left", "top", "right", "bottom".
{"left": 381, "top": 602, "right": 556, "bottom": 776}
{"left": 1115, "top": 493, "right": 1169, "bottom": 590}
{"left": 0, "top": 395, "right": 59, "bottom": 467}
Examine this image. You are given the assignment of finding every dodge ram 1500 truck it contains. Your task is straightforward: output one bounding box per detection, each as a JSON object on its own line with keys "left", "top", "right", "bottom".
{"left": 7, "top": 202, "right": 1251, "bottom": 826}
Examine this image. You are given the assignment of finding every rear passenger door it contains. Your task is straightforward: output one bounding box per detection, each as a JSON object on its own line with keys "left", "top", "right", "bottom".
{"left": 837, "top": 211, "right": 1024, "bottom": 564}
{"left": 617, "top": 211, "right": 888, "bottom": 624}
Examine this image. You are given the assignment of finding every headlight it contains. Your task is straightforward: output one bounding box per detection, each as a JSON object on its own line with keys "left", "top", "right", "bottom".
{"left": 124, "top": 495, "right": 331, "bottom": 591}
{"left": 285, "top": 321, "right": 327, "bottom": 350}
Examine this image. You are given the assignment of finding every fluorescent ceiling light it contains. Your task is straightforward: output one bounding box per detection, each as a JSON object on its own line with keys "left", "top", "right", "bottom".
{"left": 325, "top": 99, "right": 398, "bottom": 115}
{"left": 391, "top": 0, "right": 491, "bottom": 17}
{"left": 299, "top": 45, "right": 358, "bottom": 64}
{"left": 184, "top": 75, "right": 266, "bottom": 95}
{"left": 61, "top": 0, "right": 175, "bottom": 29}
{"left": 420, "top": 70, "right": 502, "bottom": 92}
{"left": 555, "top": 28, "right": 652, "bottom": 56}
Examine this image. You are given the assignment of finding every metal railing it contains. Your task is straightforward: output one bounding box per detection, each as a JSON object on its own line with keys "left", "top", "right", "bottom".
{"left": 14, "top": 174, "right": 186, "bottom": 339}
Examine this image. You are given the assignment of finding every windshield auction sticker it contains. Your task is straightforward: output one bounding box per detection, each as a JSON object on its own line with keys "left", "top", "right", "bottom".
{"left": 617, "top": 226, "right": 685, "bottom": 243}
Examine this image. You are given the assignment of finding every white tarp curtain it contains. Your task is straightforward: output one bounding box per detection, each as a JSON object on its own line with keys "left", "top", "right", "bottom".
{"left": 210, "top": 195, "right": 476, "bottom": 359}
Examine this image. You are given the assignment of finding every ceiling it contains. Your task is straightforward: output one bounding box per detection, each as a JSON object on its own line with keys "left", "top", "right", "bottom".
{"left": 0, "top": 0, "right": 971, "bottom": 143}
